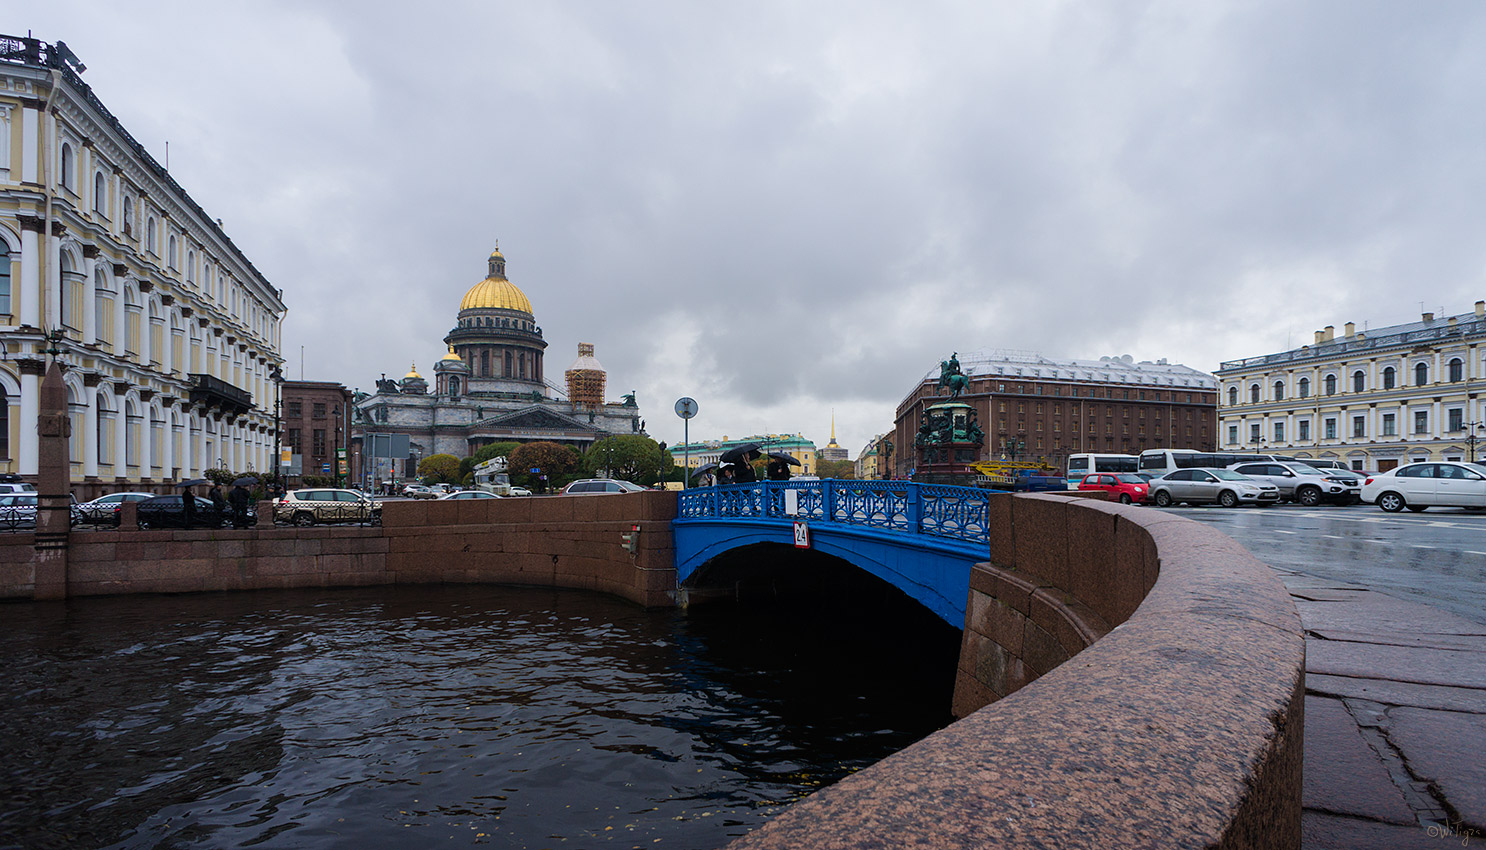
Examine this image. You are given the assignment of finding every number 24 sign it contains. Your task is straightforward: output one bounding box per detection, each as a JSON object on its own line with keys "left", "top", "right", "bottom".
{"left": 793, "top": 521, "right": 810, "bottom": 549}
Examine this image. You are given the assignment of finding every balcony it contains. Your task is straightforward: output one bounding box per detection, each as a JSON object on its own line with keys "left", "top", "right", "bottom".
{"left": 188, "top": 373, "right": 254, "bottom": 417}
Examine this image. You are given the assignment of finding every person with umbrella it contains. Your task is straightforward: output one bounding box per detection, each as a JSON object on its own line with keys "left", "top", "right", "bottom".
{"left": 720, "top": 443, "right": 762, "bottom": 483}
{"left": 766, "top": 452, "right": 799, "bottom": 481}
{"left": 177, "top": 478, "right": 211, "bottom": 527}
{"left": 229, "top": 476, "right": 256, "bottom": 529}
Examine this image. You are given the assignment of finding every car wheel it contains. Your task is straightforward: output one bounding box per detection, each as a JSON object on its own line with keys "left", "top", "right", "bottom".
{"left": 1153, "top": 490, "right": 1172, "bottom": 507}
{"left": 1218, "top": 490, "right": 1239, "bottom": 508}
{"left": 1296, "top": 486, "right": 1322, "bottom": 507}
{"left": 293, "top": 511, "right": 316, "bottom": 527}
{"left": 1377, "top": 492, "right": 1405, "bottom": 513}
{"left": 1118, "top": 493, "right": 1133, "bottom": 505}
{"left": 1407, "top": 505, "right": 1428, "bottom": 513}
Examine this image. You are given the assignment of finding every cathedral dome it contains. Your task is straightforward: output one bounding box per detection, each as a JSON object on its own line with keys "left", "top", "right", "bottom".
{"left": 459, "top": 247, "right": 533, "bottom": 314}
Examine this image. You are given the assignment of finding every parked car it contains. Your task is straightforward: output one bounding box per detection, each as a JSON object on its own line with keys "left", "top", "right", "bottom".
{"left": 75, "top": 492, "right": 156, "bottom": 527}
{"left": 1077, "top": 473, "right": 1150, "bottom": 504}
{"left": 402, "top": 484, "right": 438, "bottom": 499}
{"left": 438, "top": 490, "right": 500, "bottom": 500}
{"left": 0, "top": 482, "right": 37, "bottom": 495}
{"left": 1149, "top": 468, "right": 1281, "bottom": 508}
{"left": 507, "top": 486, "right": 533, "bottom": 497}
{"left": 1361, "top": 462, "right": 1486, "bottom": 512}
{"left": 560, "top": 479, "right": 648, "bottom": 495}
{"left": 135, "top": 494, "right": 254, "bottom": 529}
{"left": 1226, "top": 462, "right": 1361, "bottom": 506}
{"left": 276, "top": 488, "right": 382, "bottom": 526}
{"left": 0, "top": 493, "right": 81, "bottom": 529}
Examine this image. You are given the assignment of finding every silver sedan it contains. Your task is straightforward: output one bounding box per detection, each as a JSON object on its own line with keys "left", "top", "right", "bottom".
{"left": 1150, "top": 468, "right": 1281, "bottom": 508}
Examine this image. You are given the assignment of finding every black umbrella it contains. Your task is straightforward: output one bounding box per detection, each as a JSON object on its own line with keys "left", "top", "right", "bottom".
{"left": 767, "top": 452, "right": 802, "bottom": 466}
{"left": 232, "top": 476, "right": 260, "bottom": 487}
{"left": 719, "top": 442, "right": 762, "bottom": 463}
{"left": 177, "top": 478, "right": 211, "bottom": 487}
{"left": 689, "top": 462, "right": 720, "bottom": 479}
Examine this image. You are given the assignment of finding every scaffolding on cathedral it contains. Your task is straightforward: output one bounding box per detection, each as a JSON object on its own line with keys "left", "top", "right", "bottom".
{"left": 565, "top": 343, "right": 608, "bottom": 408}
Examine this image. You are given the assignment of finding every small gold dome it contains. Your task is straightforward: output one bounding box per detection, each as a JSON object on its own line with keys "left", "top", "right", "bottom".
{"left": 404, "top": 362, "right": 422, "bottom": 379}
{"left": 440, "top": 345, "right": 462, "bottom": 362}
{"left": 460, "top": 277, "right": 533, "bottom": 313}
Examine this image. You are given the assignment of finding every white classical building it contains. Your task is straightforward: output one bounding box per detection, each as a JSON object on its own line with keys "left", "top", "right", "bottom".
{"left": 1216, "top": 304, "right": 1486, "bottom": 471}
{"left": 0, "top": 36, "right": 286, "bottom": 493}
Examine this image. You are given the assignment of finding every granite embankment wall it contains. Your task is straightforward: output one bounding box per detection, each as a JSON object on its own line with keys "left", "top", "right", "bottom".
{"left": 725, "top": 493, "right": 1307, "bottom": 850}
{"left": 0, "top": 492, "right": 678, "bottom": 606}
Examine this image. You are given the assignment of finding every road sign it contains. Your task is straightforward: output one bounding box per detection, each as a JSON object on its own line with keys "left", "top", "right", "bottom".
{"left": 674, "top": 397, "right": 698, "bottom": 419}
{"left": 322, "top": 463, "right": 331, "bottom": 473}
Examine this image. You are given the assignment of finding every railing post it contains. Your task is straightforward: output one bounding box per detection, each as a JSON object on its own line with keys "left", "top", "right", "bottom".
{"left": 908, "top": 482, "right": 923, "bottom": 534}
{"left": 822, "top": 478, "right": 835, "bottom": 523}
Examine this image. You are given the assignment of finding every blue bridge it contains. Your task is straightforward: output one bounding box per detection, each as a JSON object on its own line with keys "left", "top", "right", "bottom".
{"left": 674, "top": 481, "right": 995, "bottom": 625}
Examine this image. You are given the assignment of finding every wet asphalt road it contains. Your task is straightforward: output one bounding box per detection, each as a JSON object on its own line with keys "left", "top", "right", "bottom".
{"left": 1159, "top": 502, "right": 1486, "bottom": 627}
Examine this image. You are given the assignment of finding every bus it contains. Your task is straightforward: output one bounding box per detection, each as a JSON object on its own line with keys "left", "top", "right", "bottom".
{"left": 1065, "top": 453, "right": 1139, "bottom": 488}
{"left": 1136, "top": 449, "right": 1296, "bottom": 478}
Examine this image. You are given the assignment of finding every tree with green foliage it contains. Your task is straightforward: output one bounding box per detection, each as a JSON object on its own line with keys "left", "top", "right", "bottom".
{"left": 815, "top": 458, "right": 857, "bottom": 480}
{"left": 472, "top": 441, "right": 521, "bottom": 466}
{"left": 418, "top": 453, "right": 462, "bottom": 484}
{"left": 580, "top": 435, "right": 669, "bottom": 485}
{"left": 508, "top": 441, "right": 582, "bottom": 493}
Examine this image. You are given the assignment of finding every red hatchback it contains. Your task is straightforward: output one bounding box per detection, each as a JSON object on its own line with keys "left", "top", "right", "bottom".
{"left": 1078, "top": 473, "right": 1150, "bottom": 504}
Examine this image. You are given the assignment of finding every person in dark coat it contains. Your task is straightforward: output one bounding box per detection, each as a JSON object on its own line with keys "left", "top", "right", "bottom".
{"left": 766, "top": 458, "right": 792, "bottom": 481}
{"left": 208, "top": 484, "right": 226, "bottom": 515}
{"left": 228, "top": 484, "right": 252, "bottom": 528}
{"left": 180, "top": 486, "right": 197, "bottom": 527}
{"left": 733, "top": 452, "right": 759, "bottom": 483}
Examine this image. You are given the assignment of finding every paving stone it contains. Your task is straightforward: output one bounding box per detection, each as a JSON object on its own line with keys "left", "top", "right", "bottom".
{"left": 1307, "top": 674, "right": 1486, "bottom": 714}
{"left": 1303, "top": 696, "right": 1417, "bottom": 825}
{"left": 1388, "top": 707, "right": 1486, "bottom": 831}
{"left": 1294, "top": 596, "right": 1486, "bottom": 637}
{"left": 1309, "top": 630, "right": 1486, "bottom": 653}
{"left": 1306, "top": 640, "right": 1486, "bottom": 690}
{"left": 1301, "top": 811, "right": 1441, "bottom": 850}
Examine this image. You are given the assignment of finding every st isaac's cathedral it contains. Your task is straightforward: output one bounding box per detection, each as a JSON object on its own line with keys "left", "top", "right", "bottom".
{"left": 351, "top": 247, "right": 645, "bottom": 463}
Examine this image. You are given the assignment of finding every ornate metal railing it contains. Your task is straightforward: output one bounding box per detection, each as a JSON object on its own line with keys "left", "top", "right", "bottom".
{"left": 678, "top": 480, "right": 991, "bottom": 546}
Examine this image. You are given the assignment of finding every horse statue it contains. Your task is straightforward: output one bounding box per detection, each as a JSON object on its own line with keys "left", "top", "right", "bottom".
{"left": 937, "top": 353, "right": 969, "bottom": 399}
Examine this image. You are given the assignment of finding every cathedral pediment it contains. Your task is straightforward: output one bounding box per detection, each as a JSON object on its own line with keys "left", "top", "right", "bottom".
{"left": 477, "top": 405, "right": 595, "bottom": 432}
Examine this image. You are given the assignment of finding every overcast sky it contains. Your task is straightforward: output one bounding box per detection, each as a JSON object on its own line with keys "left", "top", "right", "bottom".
{"left": 26, "top": 1, "right": 1486, "bottom": 456}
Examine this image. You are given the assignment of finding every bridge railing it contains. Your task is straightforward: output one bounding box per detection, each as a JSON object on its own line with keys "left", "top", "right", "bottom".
{"left": 678, "top": 480, "right": 991, "bottom": 547}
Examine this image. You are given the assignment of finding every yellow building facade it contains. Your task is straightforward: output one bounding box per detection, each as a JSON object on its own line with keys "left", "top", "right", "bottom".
{"left": 1216, "top": 305, "right": 1486, "bottom": 471}
{"left": 0, "top": 37, "right": 286, "bottom": 490}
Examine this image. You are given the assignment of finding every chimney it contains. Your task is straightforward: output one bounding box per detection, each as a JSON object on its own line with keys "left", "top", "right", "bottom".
{"left": 1356, "top": 332, "right": 1365, "bottom": 341}
{"left": 1344, "top": 322, "right": 1355, "bottom": 337}
{"left": 1423, "top": 312, "right": 1434, "bottom": 323}
{"left": 1314, "top": 330, "right": 1324, "bottom": 344}
{"left": 1449, "top": 316, "right": 1458, "bottom": 328}
{"left": 1476, "top": 300, "right": 1484, "bottom": 318}
{"left": 1324, "top": 325, "right": 1335, "bottom": 341}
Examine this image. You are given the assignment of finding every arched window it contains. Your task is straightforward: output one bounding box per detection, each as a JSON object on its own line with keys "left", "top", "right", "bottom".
{"left": 1450, "top": 358, "right": 1464, "bottom": 382}
{"left": 0, "top": 241, "right": 10, "bottom": 315}
{"left": 168, "top": 235, "right": 178, "bottom": 270}
{"left": 1273, "top": 381, "right": 1285, "bottom": 401}
{"left": 146, "top": 217, "right": 157, "bottom": 254}
{"left": 1298, "top": 377, "right": 1310, "bottom": 398}
{"left": 1228, "top": 386, "right": 1238, "bottom": 406}
{"left": 1249, "top": 384, "right": 1260, "bottom": 403}
{"left": 1352, "top": 370, "right": 1365, "bottom": 393}
{"left": 504, "top": 350, "right": 513, "bottom": 377}
{"left": 1415, "top": 363, "right": 1429, "bottom": 386}
{"left": 1383, "top": 366, "right": 1396, "bottom": 389}
{"left": 60, "top": 142, "right": 74, "bottom": 190}
{"left": 449, "top": 377, "right": 460, "bottom": 398}
{"left": 1324, "top": 374, "right": 1337, "bottom": 395}
{"left": 93, "top": 172, "right": 106, "bottom": 213}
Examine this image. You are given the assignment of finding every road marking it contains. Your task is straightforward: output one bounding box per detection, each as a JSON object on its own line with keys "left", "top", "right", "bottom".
{"left": 1466, "top": 551, "right": 1486, "bottom": 556}
{"left": 1413, "top": 545, "right": 1438, "bottom": 549}
{"left": 1322, "top": 534, "right": 1347, "bottom": 539}
{"left": 1272, "top": 529, "right": 1297, "bottom": 534}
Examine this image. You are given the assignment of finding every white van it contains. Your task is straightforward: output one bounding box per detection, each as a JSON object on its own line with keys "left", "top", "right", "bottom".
{"left": 1137, "top": 449, "right": 1296, "bottom": 478}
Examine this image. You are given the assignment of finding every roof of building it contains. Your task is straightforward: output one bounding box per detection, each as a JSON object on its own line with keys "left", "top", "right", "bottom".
{"left": 461, "top": 276, "right": 533, "bottom": 314}
{"left": 920, "top": 349, "right": 1217, "bottom": 390}
{"left": 568, "top": 343, "right": 605, "bottom": 373}
{"left": 1217, "top": 305, "right": 1486, "bottom": 373}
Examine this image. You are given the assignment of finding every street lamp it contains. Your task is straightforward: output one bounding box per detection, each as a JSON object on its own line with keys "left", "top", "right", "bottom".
{"left": 1466, "top": 421, "right": 1486, "bottom": 463}
{"left": 269, "top": 365, "right": 284, "bottom": 491}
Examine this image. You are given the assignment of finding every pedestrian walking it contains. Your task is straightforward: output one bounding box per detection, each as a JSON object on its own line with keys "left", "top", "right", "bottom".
{"left": 228, "top": 484, "right": 252, "bottom": 528}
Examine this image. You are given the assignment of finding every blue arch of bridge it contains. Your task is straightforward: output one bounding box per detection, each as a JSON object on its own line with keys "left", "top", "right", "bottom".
{"left": 673, "top": 518, "right": 985, "bottom": 626}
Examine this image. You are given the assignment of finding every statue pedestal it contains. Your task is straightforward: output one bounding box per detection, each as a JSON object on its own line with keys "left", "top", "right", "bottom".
{"left": 910, "top": 401, "right": 986, "bottom": 486}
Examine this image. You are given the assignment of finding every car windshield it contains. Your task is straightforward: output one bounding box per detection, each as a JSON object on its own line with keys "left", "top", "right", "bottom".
{"left": 1114, "top": 475, "right": 1145, "bottom": 484}
{"left": 1211, "top": 470, "right": 1250, "bottom": 481}
{"left": 1468, "top": 463, "right": 1486, "bottom": 477}
{"left": 1289, "top": 464, "right": 1327, "bottom": 475}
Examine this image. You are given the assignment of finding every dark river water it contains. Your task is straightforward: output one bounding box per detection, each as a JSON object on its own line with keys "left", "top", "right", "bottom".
{"left": 0, "top": 584, "right": 960, "bottom": 850}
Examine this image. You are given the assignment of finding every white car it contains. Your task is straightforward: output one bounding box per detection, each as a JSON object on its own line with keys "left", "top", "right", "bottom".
{"left": 438, "top": 490, "right": 500, "bottom": 500}
{"left": 1361, "top": 462, "right": 1486, "bottom": 512}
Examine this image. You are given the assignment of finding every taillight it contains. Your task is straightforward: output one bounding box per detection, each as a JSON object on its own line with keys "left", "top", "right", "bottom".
{"left": 1364, "top": 477, "right": 1374, "bottom": 485}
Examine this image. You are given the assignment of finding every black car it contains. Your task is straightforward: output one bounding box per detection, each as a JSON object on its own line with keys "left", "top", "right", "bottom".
{"left": 135, "top": 495, "right": 257, "bottom": 529}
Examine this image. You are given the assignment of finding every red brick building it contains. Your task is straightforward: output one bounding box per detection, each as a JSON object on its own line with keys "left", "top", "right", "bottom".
{"left": 280, "top": 381, "right": 353, "bottom": 483}
{"left": 891, "top": 351, "right": 1218, "bottom": 478}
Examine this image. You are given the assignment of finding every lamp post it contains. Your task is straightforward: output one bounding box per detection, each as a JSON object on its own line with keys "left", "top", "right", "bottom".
{"left": 1467, "top": 421, "right": 1486, "bottom": 464}
{"left": 269, "top": 366, "right": 284, "bottom": 491}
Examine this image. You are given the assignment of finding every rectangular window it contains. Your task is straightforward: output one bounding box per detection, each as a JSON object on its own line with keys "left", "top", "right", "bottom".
{"left": 1250, "top": 423, "right": 1261, "bottom": 443}
{"left": 1414, "top": 410, "right": 1429, "bottom": 434}
{"left": 1382, "top": 413, "right": 1396, "bottom": 437}
{"left": 1352, "top": 416, "right": 1365, "bottom": 438}
{"left": 1273, "top": 422, "right": 1285, "bottom": 442}
{"left": 313, "top": 429, "right": 327, "bottom": 456}
{"left": 286, "top": 401, "right": 302, "bottom": 418}
{"left": 287, "top": 428, "right": 301, "bottom": 454}
{"left": 1298, "top": 420, "right": 1311, "bottom": 441}
{"left": 1449, "top": 408, "right": 1464, "bottom": 432}
{"left": 312, "top": 402, "right": 326, "bottom": 418}
{"left": 1324, "top": 418, "right": 1337, "bottom": 440}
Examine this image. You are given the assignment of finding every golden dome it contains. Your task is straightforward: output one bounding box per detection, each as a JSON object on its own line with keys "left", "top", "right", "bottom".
{"left": 404, "top": 363, "right": 422, "bottom": 379}
{"left": 440, "top": 345, "right": 462, "bottom": 362}
{"left": 460, "top": 277, "right": 533, "bottom": 313}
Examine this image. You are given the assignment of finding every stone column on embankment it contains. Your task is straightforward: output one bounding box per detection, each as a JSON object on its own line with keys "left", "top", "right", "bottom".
{"left": 32, "top": 358, "right": 72, "bottom": 600}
